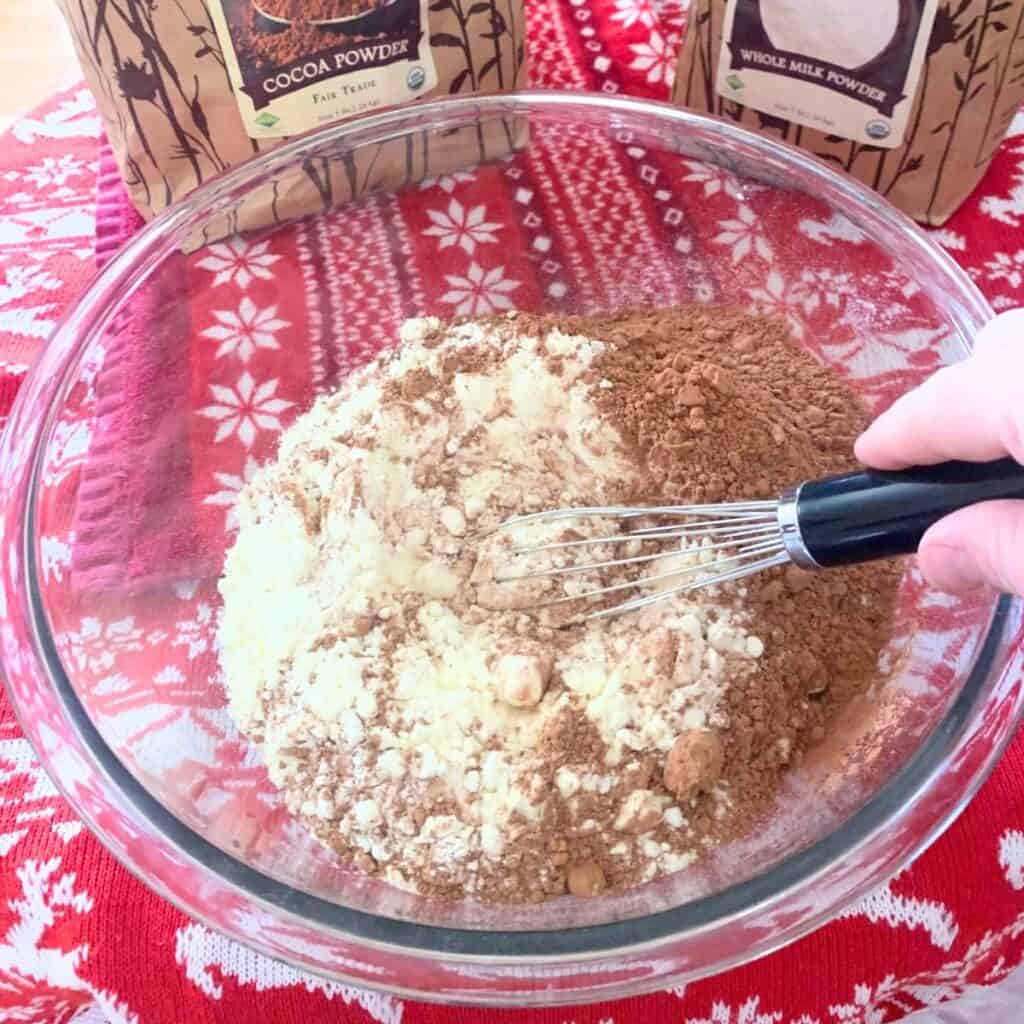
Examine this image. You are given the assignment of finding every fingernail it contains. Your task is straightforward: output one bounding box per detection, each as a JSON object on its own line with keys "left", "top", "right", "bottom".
{"left": 920, "top": 543, "right": 986, "bottom": 592}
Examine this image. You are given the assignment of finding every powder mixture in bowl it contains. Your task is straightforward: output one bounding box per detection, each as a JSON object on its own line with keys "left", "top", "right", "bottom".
{"left": 218, "top": 308, "right": 900, "bottom": 903}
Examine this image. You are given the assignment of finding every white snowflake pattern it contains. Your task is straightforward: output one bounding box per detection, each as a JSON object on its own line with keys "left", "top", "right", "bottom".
{"left": 0, "top": 266, "right": 63, "bottom": 340}
{"left": 423, "top": 199, "right": 501, "bottom": 254}
{"left": 419, "top": 170, "right": 476, "bottom": 193}
{"left": 39, "top": 534, "right": 73, "bottom": 583}
{"left": 999, "top": 830, "right": 1024, "bottom": 890}
{"left": 713, "top": 204, "right": 774, "bottom": 264}
{"left": 610, "top": 0, "right": 657, "bottom": 29}
{"left": 441, "top": 263, "right": 520, "bottom": 315}
{"left": 174, "top": 922, "right": 403, "bottom": 1022}
{"left": 173, "top": 603, "right": 217, "bottom": 660}
{"left": 0, "top": 859, "right": 137, "bottom": 1024}
{"left": 798, "top": 211, "right": 867, "bottom": 247}
{"left": 982, "top": 249, "right": 1024, "bottom": 289}
{"left": 747, "top": 270, "right": 804, "bottom": 335}
{"left": 682, "top": 160, "right": 749, "bottom": 200}
{"left": 196, "top": 238, "right": 281, "bottom": 290}
{"left": 629, "top": 31, "right": 677, "bottom": 87}
{"left": 979, "top": 144, "right": 1024, "bottom": 227}
{"left": 200, "top": 373, "right": 292, "bottom": 447}
{"left": 686, "top": 996, "right": 783, "bottom": 1024}
{"left": 201, "top": 296, "right": 291, "bottom": 362}
{"left": 793, "top": 268, "right": 857, "bottom": 313}
{"left": 57, "top": 617, "right": 145, "bottom": 676}
{"left": 829, "top": 975, "right": 911, "bottom": 1024}
{"left": 877, "top": 267, "right": 920, "bottom": 300}
{"left": 0, "top": 733, "right": 60, "bottom": 845}
{"left": 41, "top": 419, "right": 92, "bottom": 487}
{"left": 930, "top": 228, "right": 966, "bottom": 252}
{"left": 3, "top": 154, "right": 88, "bottom": 192}
{"left": 202, "top": 457, "right": 260, "bottom": 531}
{"left": 842, "top": 881, "right": 958, "bottom": 951}
{"left": 653, "top": 0, "right": 686, "bottom": 29}
{"left": 10, "top": 89, "right": 101, "bottom": 145}
{"left": 25, "top": 155, "right": 88, "bottom": 190}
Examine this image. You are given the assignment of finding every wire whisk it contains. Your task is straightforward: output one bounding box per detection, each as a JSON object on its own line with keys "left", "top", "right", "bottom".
{"left": 485, "top": 458, "right": 1024, "bottom": 621}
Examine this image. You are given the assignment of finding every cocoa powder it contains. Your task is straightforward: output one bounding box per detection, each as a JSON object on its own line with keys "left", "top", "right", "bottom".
{"left": 586, "top": 307, "right": 857, "bottom": 505}
{"left": 498, "top": 307, "right": 902, "bottom": 855}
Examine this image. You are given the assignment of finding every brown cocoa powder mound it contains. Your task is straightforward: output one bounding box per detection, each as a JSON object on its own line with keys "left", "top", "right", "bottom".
{"left": 496, "top": 307, "right": 902, "bottom": 850}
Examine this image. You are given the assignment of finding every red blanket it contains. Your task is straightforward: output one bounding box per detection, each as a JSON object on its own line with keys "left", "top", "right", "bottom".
{"left": 4, "top": 0, "right": 1024, "bottom": 1020}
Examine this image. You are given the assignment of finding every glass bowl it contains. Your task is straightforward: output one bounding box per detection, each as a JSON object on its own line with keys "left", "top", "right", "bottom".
{"left": 1, "top": 91, "right": 1021, "bottom": 1006}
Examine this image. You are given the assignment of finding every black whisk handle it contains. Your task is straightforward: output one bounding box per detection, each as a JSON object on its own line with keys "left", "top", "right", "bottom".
{"left": 790, "top": 458, "right": 1024, "bottom": 569}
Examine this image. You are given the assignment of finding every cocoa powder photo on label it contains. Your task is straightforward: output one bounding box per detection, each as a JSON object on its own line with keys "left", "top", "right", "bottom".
{"left": 256, "top": 0, "right": 382, "bottom": 20}
{"left": 226, "top": 1, "right": 387, "bottom": 78}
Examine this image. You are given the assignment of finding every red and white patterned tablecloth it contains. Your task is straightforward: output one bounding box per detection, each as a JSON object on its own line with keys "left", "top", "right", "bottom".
{"left": 5, "top": 1, "right": 1024, "bottom": 1021}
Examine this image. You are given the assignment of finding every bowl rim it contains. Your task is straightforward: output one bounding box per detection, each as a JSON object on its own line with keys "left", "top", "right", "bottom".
{"left": 6, "top": 89, "right": 1019, "bottom": 975}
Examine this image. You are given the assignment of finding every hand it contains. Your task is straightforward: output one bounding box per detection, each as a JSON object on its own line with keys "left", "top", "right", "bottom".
{"left": 854, "top": 309, "right": 1024, "bottom": 597}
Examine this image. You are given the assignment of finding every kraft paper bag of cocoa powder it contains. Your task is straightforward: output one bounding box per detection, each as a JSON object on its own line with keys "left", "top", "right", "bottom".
{"left": 672, "top": 0, "right": 1024, "bottom": 226}
{"left": 55, "top": 0, "right": 526, "bottom": 239}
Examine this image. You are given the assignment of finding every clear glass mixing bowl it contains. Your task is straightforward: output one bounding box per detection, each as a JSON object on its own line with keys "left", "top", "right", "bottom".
{"left": 1, "top": 92, "right": 1021, "bottom": 1006}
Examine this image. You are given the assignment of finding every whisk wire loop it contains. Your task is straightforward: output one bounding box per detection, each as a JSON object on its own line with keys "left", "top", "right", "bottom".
{"left": 487, "top": 501, "right": 789, "bottom": 621}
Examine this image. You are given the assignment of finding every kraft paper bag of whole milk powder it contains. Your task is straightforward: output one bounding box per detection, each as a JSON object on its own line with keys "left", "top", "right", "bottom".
{"left": 673, "top": 0, "right": 1024, "bottom": 225}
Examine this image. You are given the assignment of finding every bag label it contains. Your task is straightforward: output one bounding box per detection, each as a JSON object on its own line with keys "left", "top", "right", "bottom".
{"left": 208, "top": 0, "right": 438, "bottom": 138}
{"left": 716, "top": 0, "right": 939, "bottom": 148}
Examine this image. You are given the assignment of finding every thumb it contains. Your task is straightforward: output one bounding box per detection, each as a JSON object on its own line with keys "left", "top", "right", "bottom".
{"left": 917, "top": 501, "right": 1024, "bottom": 597}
